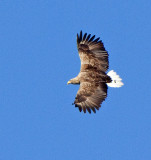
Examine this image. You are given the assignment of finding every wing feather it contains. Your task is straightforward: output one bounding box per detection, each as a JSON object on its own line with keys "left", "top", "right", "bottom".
{"left": 88, "top": 35, "right": 95, "bottom": 42}
{"left": 86, "top": 34, "right": 91, "bottom": 41}
{"left": 83, "top": 33, "right": 87, "bottom": 41}
{"left": 77, "top": 31, "right": 109, "bottom": 72}
{"left": 93, "top": 37, "right": 100, "bottom": 43}
{"left": 74, "top": 77, "right": 108, "bottom": 113}
{"left": 86, "top": 106, "right": 91, "bottom": 114}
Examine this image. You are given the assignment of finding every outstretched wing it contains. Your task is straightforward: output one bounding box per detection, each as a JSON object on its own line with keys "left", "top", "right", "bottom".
{"left": 77, "top": 31, "right": 109, "bottom": 72}
{"left": 74, "top": 78, "right": 108, "bottom": 113}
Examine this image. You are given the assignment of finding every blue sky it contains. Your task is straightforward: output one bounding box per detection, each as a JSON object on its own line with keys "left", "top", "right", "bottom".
{"left": 0, "top": 0, "right": 151, "bottom": 160}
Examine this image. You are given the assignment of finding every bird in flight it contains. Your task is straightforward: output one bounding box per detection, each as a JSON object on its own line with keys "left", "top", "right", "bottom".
{"left": 67, "top": 31, "right": 124, "bottom": 113}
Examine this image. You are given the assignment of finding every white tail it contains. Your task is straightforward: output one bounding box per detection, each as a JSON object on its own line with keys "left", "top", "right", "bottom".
{"left": 107, "top": 70, "right": 124, "bottom": 88}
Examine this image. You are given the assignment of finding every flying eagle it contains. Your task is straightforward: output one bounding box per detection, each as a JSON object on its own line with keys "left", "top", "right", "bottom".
{"left": 67, "top": 31, "right": 124, "bottom": 113}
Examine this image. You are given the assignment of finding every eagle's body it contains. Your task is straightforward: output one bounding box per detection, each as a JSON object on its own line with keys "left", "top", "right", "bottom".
{"left": 67, "top": 31, "right": 123, "bottom": 113}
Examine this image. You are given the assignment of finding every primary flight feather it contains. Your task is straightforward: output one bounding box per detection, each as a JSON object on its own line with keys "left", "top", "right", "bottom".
{"left": 67, "top": 31, "right": 124, "bottom": 113}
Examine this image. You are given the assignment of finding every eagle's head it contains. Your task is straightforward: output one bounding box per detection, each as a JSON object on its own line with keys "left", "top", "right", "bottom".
{"left": 67, "top": 77, "right": 80, "bottom": 85}
{"left": 67, "top": 80, "right": 72, "bottom": 84}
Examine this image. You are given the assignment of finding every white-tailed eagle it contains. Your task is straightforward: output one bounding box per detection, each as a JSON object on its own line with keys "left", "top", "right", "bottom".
{"left": 67, "top": 31, "right": 124, "bottom": 113}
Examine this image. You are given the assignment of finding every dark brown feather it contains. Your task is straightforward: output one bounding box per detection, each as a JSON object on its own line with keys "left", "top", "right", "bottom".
{"left": 83, "top": 33, "right": 87, "bottom": 41}
{"left": 86, "top": 34, "right": 91, "bottom": 41}
{"left": 89, "top": 35, "right": 95, "bottom": 42}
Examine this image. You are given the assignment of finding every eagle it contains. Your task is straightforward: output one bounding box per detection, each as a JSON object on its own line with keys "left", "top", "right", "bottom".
{"left": 67, "top": 31, "right": 124, "bottom": 113}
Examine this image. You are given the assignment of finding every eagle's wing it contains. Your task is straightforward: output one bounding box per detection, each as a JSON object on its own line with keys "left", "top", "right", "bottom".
{"left": 74, "top": 79, "right": 108, "bottom": 113}
{"left": 77, "top": 31, "right": 109, "bottom": 72}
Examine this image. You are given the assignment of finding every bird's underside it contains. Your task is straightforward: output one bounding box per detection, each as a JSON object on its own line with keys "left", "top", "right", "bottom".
{"left": 67, "top": 31, "right": 123, "bottom": 114}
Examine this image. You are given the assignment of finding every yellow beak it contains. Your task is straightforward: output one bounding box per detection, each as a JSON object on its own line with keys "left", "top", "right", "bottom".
{"left": 67, "top": 81, "right": 71, "bottom": 85}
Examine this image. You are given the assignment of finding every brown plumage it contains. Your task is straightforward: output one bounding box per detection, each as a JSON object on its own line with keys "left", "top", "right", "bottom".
{"left": 67, "top": 31, "right": 112, "bottom": 113}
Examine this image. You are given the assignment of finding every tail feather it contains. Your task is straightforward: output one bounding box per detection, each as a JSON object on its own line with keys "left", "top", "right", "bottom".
{"left": 107, "top": 70, "right": 124, "bottom": 88}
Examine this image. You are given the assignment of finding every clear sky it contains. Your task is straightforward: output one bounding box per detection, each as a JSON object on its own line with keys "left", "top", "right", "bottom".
{"left": 0, "top": 0, "right": 151, "bottom": 160}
